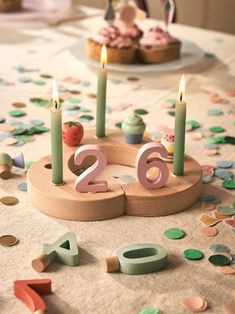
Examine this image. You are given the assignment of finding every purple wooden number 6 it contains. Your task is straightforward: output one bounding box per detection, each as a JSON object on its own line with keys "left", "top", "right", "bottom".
{"left": 135, "top": 142, "right": 169, "bottom": 189}
{"left": 74, "top": 144, "right": 108, "bottom": 193}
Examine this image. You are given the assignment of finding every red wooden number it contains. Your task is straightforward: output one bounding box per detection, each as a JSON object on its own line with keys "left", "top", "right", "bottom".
{"left": 74, "top": 144, "right": 108, "bottom": 193}
{"left": 135, "top": 142, "right": 169, "bottom": 189}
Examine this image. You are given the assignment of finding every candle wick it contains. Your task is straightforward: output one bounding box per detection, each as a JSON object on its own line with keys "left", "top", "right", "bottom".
{"left": 54, "top": 101, "right": 58, "bottom": 109}
{"left": 102, "top": 62, "right": 105, "bottom": 69}
{"left": 180, "top": 93, "right": 183, "bottom": 101}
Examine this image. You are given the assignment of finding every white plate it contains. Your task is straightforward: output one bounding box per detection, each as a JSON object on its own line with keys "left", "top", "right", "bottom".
{"left": 70, "top": 37, "right": 205, "bottom": 73}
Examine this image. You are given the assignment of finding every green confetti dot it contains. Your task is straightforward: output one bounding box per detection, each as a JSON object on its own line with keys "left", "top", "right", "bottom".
{"left": 166, "top": 98, "right": 177, "bottom": 105}
{"left": 34, "top": 125, "right": 50, "bottom": 133}
{"left": 79, "top": 107, "right": 91, "bottom": 113}
{"left": 14, "top": 135, "right": 34, "bottom": 143}
{"left": 33, "top": 79, "right": 46, "bottom": 85}
{"left": 25, "top": 160, "right": 34, "bottom": 169}
{"left": 79, "top": 115, "right": 94, "bottom": 122}
{"left": 139, "top": 307, "right": 160, "bottom": 314}
{"left": 9, "top": 109, "right": 26, "bottom": 117}
{"left": 11, "top": 128, "right": 26, "bottom": 135}
{"left": 209, "top": 126, "right": 225, "bottom": 133}
{"left": 30, "top": 98, "right": 51, "bottom": 108}
{"left": 223, "top": 180, "right": 235, "bottom": 189}
{"left": 167, "top": 110, "right": 175, "bottom": 116}
{"left": 134, "top": 108, "right": 148, "bottom": 115}
{"left": 186, "top": 120, "right": 200, "bottom": 129}
{"left": 40, "top": 73, "right": 53, "bottom": 79}
{"left": 217, "top": 206, "right": 235, "bottom": 216}
{"left": 207, "top": 136, "right": 227, "bottom": 144}
{"left": 164, "top": 228, "right": 185, "bottom": 240}
{"left": 115, "top": 122, "right": 122, "bottom": 129}
{"left": 183, "top": 249, "right": 204, "bottom": 260}
{"left": 68, "top": 97, "right": 82, "bottom": 104}
{"left": 208, "top": 254, "right": 230, "bottom": 266}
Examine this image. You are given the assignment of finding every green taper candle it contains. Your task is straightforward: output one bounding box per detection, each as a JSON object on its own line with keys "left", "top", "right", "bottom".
{"left": 96, "top": 45, "right": 107, "bottom": 138}
{"left": 51, "top": 79, "right": 63, "bottom": 185}
{"left": 173, "top": 75, "right": 187, "bottom": 176}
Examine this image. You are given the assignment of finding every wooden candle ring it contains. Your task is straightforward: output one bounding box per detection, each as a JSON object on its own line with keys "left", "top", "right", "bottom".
{"left": 27, "top": 129, "right": 202, "bottom": 221}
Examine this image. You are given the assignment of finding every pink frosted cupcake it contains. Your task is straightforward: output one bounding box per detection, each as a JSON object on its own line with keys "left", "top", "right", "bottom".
{"left": 85, "top": 19, "right": 143, "bottom": 64}
{"left": 137, "top": 26, "right": 181, "bottom": 63}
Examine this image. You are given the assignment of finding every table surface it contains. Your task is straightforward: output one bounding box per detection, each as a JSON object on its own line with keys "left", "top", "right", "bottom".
{"left": 0, "top": 5, "right": 235, "bottom": 314}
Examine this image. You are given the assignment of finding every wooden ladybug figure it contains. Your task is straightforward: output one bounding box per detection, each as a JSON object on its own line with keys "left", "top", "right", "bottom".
{"left": 62, "top": 121, "right": 84, "bottom": 146}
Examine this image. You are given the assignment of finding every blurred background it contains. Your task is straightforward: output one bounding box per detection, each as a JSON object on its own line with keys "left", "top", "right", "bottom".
{"left": 0, "top": 0, "right": 234, "bottom": 34}
{"left": 77, "top": 0, "right": 235, "bottom": 34}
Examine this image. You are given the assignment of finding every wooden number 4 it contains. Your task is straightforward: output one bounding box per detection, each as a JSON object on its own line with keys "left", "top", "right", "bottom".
{"left": 74, "top": 144, "right": 108, "bottom": 193}
{"left": 135, "top": 142, "right": 169, "bottom": 189}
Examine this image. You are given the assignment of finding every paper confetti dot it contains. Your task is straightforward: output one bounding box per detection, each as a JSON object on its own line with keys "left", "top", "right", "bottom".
{"left": 79, "top": 115, "right": 94, "bottom": 122}
{"left": 167, "top": 110, "right": 175, "bottom": 116}
{"left": 183, "top": 249, "right": 204, "bottom": 260}
{"left": 199, "top": 226, "right": 218, "bottom": 237}
{"left": 186, "top": 120, "right": 200, "bottom": 130}
{"left": 207, "top": 136, "right": 226, "bottom": 144}
{"left": 200, "top": 203, "right": 215, "bottom": 211}
{"left": 209, "top": 126, "right": 225, "bottom": 133}
{"left": 209, "top": 244, "right": 230, "bottom": 254}
{"left": 33, "top": 79, "right": 46, "bottom": 85}
{"left": 216, "top": 266, "right": 235, "bottom": 275}
{"left": 138, "top": 307, "right": 159, "bottom": 314}
{"left": 30, "top": 98, "right": 51, "bottom": 108}
{"left": 40, "top": 73, "right": 53, "bottom": 79}
{"left": 9, "top": 110, "right": 26, "bottom": 117}
{"left": 0, "top": 116, "right": 5, "bottom": 123}
{"left": 180, "top": 296, "right": 207, "bottom": 312}
{"left": 12, "top": 102, "right": 26, "bottom": 108}
{"left": 134, "top": 109, "right": 148, "bottom": 115}
{"left": 109, "top": 78, "right": 121, "bottom": 84}
{"left": 17, "top": 182, "right": 27, "bottom": 192}
{"left": 215, "top": 169, "right": 233, "bottom": 180}
{"left": 204, "top": 52, "right": 215, "bottom": 58}
{"left": 68, "top": 97, "right": 81, "bottom": 104}
{"left": 208, "top": 109, "right": 223, "bottom": 116}
{"left": 199, "top": 215, "right": 221, "bottom": 226}
{"left": 209, "top": 254, "right": 230, "bottom": 266}
{"left": 25, "top": 161, "right": 34, "bottom": 169}
{"left": 218, "top": 206, "right": 235, "bottom": 216}
{"left": 200, "top": 195, "right": 221, "bottom": 204}
{"left": 118, "top": 175, "right": 136, "bottom": 184}
{"left": 164, "top": 228, "right": 185, "bottom": 240}
{"left": 216, "top": 160, "right": 233, "bottom": 168}
{"left": 115, "top": 122, "right": 122, "bottom": 129}
{"left": 30, "top": 119, "right": 44, "bottom": 126}
{"left": 80, "top": 80, "right": 90, "bottom": 87}
{"left": 18, "top": 76, "right": 32, "bottom": 83}
{"left": 3, "top": 137, "right": 18, "bottom": 145}
{"left": 203, "top": 143, "right": 218, "bottom": 150}
{"left": 1, "top": 196, "right": 19, "bottom": 205}
{"left": 223, "top": 180, "right": 235, "bottom": 189}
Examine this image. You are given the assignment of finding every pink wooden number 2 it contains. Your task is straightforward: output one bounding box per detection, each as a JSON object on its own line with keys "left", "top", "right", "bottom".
{"left": 74, "top": 144, "right": 108, "bottom": 193}
{"left": 135, "top": 142, "right": 169, "bottom": 189}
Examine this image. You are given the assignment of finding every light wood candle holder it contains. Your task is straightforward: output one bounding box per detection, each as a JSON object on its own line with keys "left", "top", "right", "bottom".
{"left": 27, "top": 129, "right": 203, "bottom": 221}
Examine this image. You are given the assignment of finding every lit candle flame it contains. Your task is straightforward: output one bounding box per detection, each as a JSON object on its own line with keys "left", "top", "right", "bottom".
{"left": 101, "top": 45, "right": 107, "bottom": 68}
{"left": 178, "top": 75, "right": 185, "bottom": 101}
{"left": 52, "top": 79, "right": 59, "bottom": 108}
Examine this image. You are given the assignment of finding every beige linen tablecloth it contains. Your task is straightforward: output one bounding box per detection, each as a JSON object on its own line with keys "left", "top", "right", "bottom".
{"left": 0, "top": 6, "right": 235, "bottom": 314}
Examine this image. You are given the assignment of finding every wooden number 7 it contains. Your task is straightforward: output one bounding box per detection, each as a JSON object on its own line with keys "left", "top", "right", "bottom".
{"left": 74, "top": 144, "right": 108, "bottom": 193}
{"left": 135, "top": 142, "right": 169, "bottom": 189}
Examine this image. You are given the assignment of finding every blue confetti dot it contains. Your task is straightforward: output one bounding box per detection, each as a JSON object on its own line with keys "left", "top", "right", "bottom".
{"left": 214, "top": 169, "right": 233, "bottom": 180}
{"left": 30, "top": 119, "right": 44, "bottom": 126}
{"left": 216, "top": 160, "right": 233, "bottom": 169}
{"left": 18, "top": 76, "right": 32, "bottom": 83}
{"left": 200, "top": 194, "right": 221, "bottom": 204}
{"left": 80, "top": 80, "right": 90, "bottom": 87}
{"left": 109, "top": 78, "right": 122, "bottom": 84}
{"left": 17, "top": 182, "right": 27, "bottom": 192}
{"left": 209, "top": 244, "right": 230, "bottom": 254}
{"left": 203, "top": 143, "right": 218, "bottom": 150}
{"left": 208, "top": 109, "right": 223, "bottom": 116}
{"left": 204, "top": 52, "right": 216, "bottom": 58}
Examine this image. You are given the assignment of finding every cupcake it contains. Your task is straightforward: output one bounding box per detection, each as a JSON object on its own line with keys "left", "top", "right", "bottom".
{"left": 122, "top": 114, "right": 146, "bottom": 144}
{"left": 85, "top": 19, "right": 142, "bottom": 64}
{"left": 161, "top": 132, "right": 174, "bottom": 162}
{"left": 0, "top": 0, "right": 22, "bottom": 12}
{"left": 137, "top": 26, "right": 181, "bottom": 63}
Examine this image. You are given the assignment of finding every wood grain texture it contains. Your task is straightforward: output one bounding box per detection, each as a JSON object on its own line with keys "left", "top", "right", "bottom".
{"left": 27, "top": 129, "right": 202, "bottom": 221}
